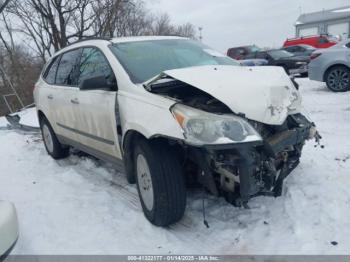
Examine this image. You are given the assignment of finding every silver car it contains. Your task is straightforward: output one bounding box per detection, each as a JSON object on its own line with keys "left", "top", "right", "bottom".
{"left": 308, "top": 39, "right": 350, "bottom": 92}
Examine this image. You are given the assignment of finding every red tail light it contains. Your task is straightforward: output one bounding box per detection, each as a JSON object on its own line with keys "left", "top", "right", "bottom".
{"left": 310, "top": 53, "right": 321, "bottom": 60}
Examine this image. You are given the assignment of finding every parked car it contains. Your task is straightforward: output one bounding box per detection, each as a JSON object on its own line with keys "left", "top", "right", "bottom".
{"left": 282, "top": 44, "right": 316, "bottom": 57}
{"left": 247, "top": 49, "right": 310, "bottom": 76}
{"left": 240, "top": 59, "right": 268, "bottom": 66}
{"left": 283, "top": 35, "right": 337, "bottom": 49}
{"left": 0, "top": 201, "right": 19, "bottom": 259}
{"left": 227, "top": 45, "right": 261, "bottom": 60}
{"left": 309, "top": 39, "right": 350, "bottom": 92}
{"left": 34, "top": 36, "right": 318, "bottom": 226}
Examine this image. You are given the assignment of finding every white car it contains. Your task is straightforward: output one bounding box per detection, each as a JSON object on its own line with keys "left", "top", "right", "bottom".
{"left": 308, "top": 39, "right": 350, "bottom": 92}
{"left": 0, "top": 201, "right": 18, "bottom": 258}
{"left": 34, "top": 36, "right": 318, "bottom": 226}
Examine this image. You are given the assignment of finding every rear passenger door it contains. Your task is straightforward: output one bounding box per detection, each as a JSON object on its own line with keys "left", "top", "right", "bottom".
{"left": 75, "top": 47, "right": 121, "bottom": 160}
{"left": 52, "top": 48, "right": 82, "bottom": 141}
{"left": 39, "top": 56, "right": 61, "bottom": 125}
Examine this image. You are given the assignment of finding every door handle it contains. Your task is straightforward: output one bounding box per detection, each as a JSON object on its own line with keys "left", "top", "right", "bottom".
{"left": 70, "top": 98, "right": 79, "bottom": 104}
{"left": 47, "top": 94, "right": 53, "bottom": 100}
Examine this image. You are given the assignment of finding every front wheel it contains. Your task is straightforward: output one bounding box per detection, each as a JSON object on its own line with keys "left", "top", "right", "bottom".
{"left": 325, "top": 66, "right": 350, "bottom": 92}
{"left": 134, "top": 138, "right": 186, "bottom": 227}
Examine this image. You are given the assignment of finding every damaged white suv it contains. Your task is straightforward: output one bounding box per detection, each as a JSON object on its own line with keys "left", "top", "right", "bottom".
{"left": 34, "top": 36, "right": 319, "bottom": 226}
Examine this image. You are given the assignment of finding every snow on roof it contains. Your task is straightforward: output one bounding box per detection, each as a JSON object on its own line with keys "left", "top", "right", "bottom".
{"left": 296, "top": 5, "right": 350, "bottom": 25}
{"left": 110, "top": 35, "right": 187, "bottom": 44}
{"left": 333, "top": 7, "right": 350, "bottom": 13}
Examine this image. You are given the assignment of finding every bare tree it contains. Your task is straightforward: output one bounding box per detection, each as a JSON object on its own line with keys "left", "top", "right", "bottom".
{"left": 0, "top": 0, "right": 197, "bottom": 115}
{"left": 0, "top": 0, "right": 11, "bottom": 14}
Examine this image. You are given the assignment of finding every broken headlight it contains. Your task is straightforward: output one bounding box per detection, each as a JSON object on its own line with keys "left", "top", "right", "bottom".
{"left": 171, "top": 104, "right": 262, "bottom": 145}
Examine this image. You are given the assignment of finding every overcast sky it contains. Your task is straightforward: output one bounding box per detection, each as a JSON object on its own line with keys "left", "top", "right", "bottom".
{"left": 147, "top": 0, "right": 350, "bottom": 52}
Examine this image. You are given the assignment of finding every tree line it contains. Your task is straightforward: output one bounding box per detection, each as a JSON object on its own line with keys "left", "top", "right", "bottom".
{"left": 0, "top": 0, "right": 197, "bottom": 115}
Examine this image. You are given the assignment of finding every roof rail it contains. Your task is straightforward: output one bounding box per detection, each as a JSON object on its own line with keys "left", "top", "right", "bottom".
{"left": 66, "top": 37, "right": 112, "bottom": 47}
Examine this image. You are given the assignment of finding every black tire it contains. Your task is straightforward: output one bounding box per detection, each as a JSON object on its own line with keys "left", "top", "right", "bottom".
{"left": 40, "top": 117, "right": 69, "bottom": 159}
{"left": 300, "top": 72, "right": 308, "bottom": 78}
{"left": 133, "top": 138, "right": 186, "bottom": 226}
{"left": 325, "top": 66, "right": 350, "bottom": 92}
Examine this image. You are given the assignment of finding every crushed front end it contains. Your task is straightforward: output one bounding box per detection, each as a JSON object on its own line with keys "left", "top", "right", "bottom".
{"left": 146, "top": 67, "right": 320, "bottom": 207}
{"left": 187, "top": 113, "right": 318, "bottom": 207}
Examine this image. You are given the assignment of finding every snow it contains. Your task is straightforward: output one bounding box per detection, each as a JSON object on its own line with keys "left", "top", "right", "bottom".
{"left": 333, "top": 8, "right": 350, "bottom": 13}
{"left": 1, "top": 78, "right": 350, "bottom": 255}
{"left": 0, "top": 117, "right": 8, "bottom": 127}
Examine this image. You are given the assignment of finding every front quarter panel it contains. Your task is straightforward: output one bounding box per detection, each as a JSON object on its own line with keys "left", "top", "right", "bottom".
{"left": 118, "top": 86, "right": 184, "bottom": 144}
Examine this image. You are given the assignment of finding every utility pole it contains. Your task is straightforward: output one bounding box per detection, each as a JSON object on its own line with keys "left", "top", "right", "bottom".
{"left": 198, "top": 27, "right": 203, "bottom": 42}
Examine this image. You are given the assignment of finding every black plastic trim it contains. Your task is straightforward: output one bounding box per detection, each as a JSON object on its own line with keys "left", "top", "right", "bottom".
{"left": 57, "top": 135, "right": 124, "bottom": 172}
{"left": 56, "top": 123, "right": 115, "bottom": 145}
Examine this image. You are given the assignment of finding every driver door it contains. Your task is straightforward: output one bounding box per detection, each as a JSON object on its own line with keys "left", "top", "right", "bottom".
{"left": 75, "top": 47, "right": 122, "bottom": 160}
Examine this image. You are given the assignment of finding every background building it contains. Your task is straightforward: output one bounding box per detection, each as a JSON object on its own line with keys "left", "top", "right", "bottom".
{"left": 295, "top": 5, "right": 350, "bottom": 39}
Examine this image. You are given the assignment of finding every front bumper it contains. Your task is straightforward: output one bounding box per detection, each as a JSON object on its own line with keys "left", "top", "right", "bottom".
{"left": 308, "top": 64, "right": 324, "bottom": 82}
{"left": 0, "top": 201, "right": 19, "bottom": 257}
{"left": 191, "top": 113, "right": 315, "bottom": 206}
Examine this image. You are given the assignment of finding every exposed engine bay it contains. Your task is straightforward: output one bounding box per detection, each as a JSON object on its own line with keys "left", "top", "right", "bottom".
{"left": 147, "top": 75, "right": 320, "bottom": 207}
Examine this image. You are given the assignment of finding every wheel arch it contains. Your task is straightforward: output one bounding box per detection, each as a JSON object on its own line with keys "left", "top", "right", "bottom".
{"left": 323, "top": 63, "right": 350, "bottom": 82}
{"left": 37, "top": 110, "right": 46, "bottom": 125}
{"left": 122, "top": 129, "right": 184, "bottom": 183}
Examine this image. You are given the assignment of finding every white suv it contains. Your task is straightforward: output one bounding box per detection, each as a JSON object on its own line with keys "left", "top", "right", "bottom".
{"left": 34, "top": 36, "right": 318, "bottom": 226}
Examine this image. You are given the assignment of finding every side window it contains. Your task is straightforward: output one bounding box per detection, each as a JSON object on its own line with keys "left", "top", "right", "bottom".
{"left": 43, "top": 56, "right": 60, "bottom": 84}
{"left": 285, "top": 46, "right": 292, "bottom": 52}
{"left": 245, "top": 52, "right": 255, "bottom": 59}
{"left": 78, "top": 47, "right": 116, "bottom": 86}
{"left": 56, "top": 49, "right": 82, "bottom": 86}
{"left": 256, "top": 52, "right": 267, "bottom": 59}
{"left": 294, "top": 47, "right": 300, "bottom": 52}
{"left": 319, "top": 38, "right": 329, "bottom": 44}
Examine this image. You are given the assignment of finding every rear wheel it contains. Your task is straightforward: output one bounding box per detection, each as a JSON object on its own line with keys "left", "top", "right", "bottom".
{"left": 325, "top": 66, "right": 350, "bottom": 92}
{"left": 40, "top": 117, "right": 69, "bottom": 159}
{"left": 134, "top": 138, "right": 186, "bottom": 226}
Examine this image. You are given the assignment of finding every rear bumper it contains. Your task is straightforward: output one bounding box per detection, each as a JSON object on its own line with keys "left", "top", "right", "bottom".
{"left": 308, "top": 64, "right": 324, "bottom": 81}
{"left": 0, "top": 202, "right": 19, "bottom": 257}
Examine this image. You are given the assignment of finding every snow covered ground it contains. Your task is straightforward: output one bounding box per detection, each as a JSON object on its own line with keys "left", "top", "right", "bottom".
{"left": 1, "top": 78, "right": 350, "bottom": 255}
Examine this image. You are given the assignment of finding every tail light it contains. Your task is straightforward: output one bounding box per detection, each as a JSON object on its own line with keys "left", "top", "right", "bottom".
{"left": 310, "top": 53, "right": 321, "bottom": 60}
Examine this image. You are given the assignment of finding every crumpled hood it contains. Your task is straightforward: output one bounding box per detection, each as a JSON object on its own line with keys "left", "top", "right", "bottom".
{"left": 146, "top": 65, "right": 302, "bottom": 125}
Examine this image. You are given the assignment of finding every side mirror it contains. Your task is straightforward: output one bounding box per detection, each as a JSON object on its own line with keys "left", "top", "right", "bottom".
{"left": 79, "top": 75, "right": 117, "bottom": 91}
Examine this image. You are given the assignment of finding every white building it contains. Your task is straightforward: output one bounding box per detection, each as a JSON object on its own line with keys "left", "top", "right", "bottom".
{"left": 295, "top": 6, "right": 350, "bottom": 39}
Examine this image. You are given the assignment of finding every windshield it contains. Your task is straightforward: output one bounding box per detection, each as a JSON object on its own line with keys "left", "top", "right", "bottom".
{"left": 110, "top": 39, "right": 240, "bottom": 83}
{"left": 267, "top": 50, "right": 294, "bottom": 59}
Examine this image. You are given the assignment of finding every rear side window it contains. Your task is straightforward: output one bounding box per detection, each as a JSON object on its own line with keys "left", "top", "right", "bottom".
{"left": 56, "top": 49, "right": 82, "bottom": 86}
{"left": 78, "top": 47, "right": 116, "bottom": 86}
{"left": 43, "top": 57, "right": 60, "bottom": 84}
{"left": 319, "top": 38, "right": 329, "bottom": 44}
